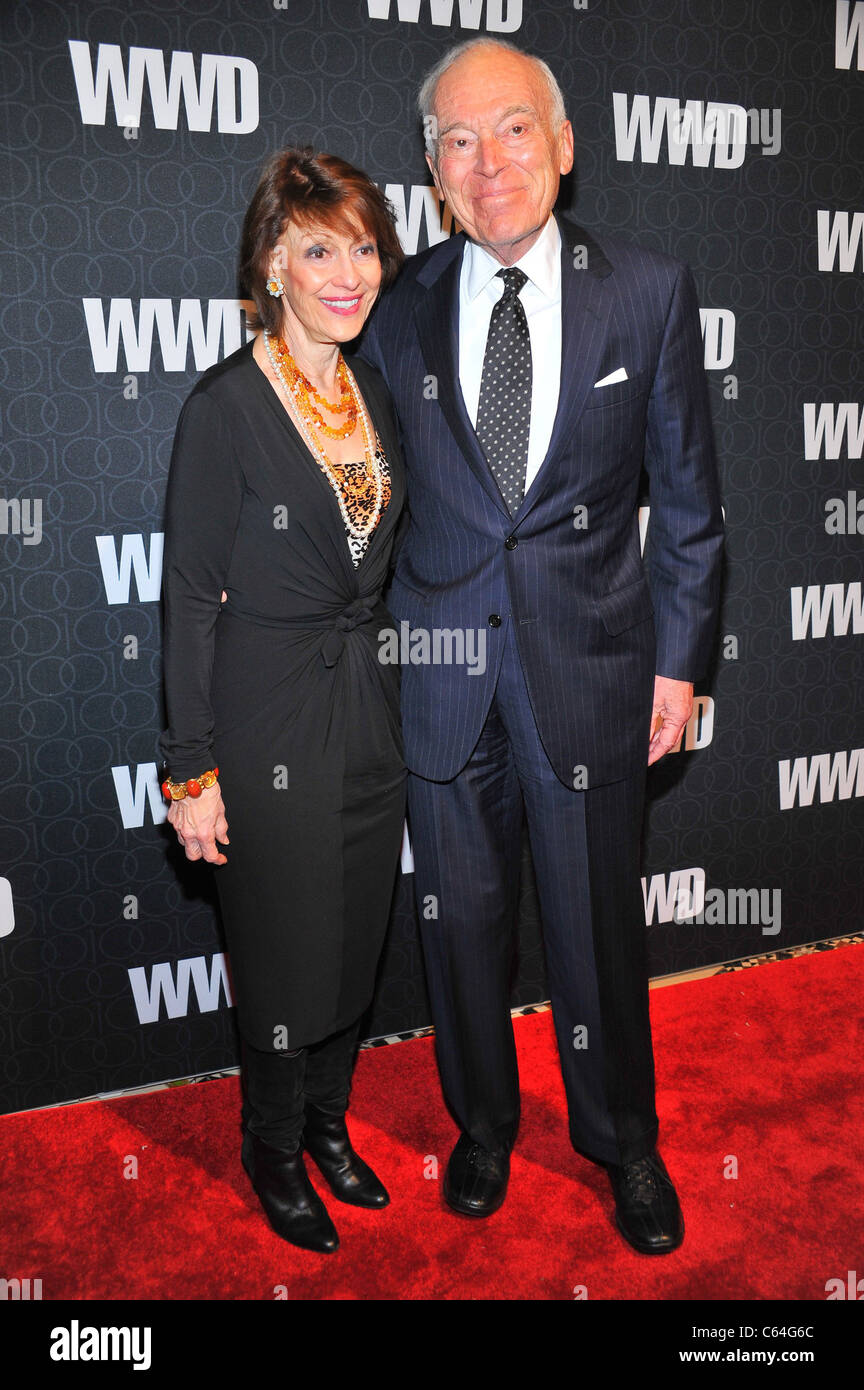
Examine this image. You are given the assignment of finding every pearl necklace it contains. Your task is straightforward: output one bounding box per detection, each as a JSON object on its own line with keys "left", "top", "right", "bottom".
{"left": 264, "top": 332, "right": 384, "bottom": 542}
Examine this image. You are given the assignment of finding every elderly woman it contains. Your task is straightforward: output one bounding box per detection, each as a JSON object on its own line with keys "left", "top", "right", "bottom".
{"left": 159, "top": 148, "right": 406, "bottom": 1254}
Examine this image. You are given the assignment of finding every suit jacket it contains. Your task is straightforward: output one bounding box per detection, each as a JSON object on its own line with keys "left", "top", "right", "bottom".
{"left": 356, "top": 211, "right": 724, "bottom": 788}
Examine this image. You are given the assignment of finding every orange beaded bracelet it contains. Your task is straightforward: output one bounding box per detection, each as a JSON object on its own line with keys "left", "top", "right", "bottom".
{"left": 161, "top": 767, "right": 219, "bottom": 802}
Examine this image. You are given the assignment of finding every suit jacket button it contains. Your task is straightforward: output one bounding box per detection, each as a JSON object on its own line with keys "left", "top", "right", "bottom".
{"left": 488, "top": 614, "right": 502, "bottom": 627}
{"left": 504, "top": 535, "right": 518, "bottom": 550}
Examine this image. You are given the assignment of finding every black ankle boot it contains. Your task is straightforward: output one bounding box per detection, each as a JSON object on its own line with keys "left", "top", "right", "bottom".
{"left": 241, "top": 1130, "right": 339, "bottom": 1253}
{"left": 240, "top": 1039, "right": 339, "bottom": 1252}
{"left": 303, "top": 1104, "right": 389, "bottom": 1209}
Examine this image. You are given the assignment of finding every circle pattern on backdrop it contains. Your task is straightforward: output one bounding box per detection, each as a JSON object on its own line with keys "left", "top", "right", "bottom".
{"left": 0, "top": 0, "right": 862, "bottom": 1113}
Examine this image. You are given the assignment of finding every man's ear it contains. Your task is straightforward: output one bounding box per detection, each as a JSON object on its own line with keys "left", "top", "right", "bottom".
{"left": 558, "top": 119, "right": 575, "bottom": 176}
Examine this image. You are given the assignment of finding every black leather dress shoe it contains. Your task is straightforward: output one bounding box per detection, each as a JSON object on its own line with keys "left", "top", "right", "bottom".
{"left": 443, "top": 1133, "right": 510, "bottom": 1217}
{"left": 241, "top": 1131, "right": 339, "bottom": 1253}
{"left": 604, "top": 1149, "right": 684, "bottom": 1255}
{"left": 303, "top": 1106, "right": 390, "bottom": 1209}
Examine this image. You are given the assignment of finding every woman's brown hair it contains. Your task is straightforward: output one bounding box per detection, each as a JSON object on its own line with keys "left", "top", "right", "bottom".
{"left": 239, "top": 147, "right": 404, "bottom": 335}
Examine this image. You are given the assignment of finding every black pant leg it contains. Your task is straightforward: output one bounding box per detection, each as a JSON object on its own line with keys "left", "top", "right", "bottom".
{"left": 241, "top": 1039, "right": 306, "bottom": 1151}
{"left": 303, "top": 1019, "right": 362, "bottom": 1116}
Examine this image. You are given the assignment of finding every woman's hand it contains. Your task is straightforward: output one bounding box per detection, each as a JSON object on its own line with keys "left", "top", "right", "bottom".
{"left": 167, "top": 783, "right": 229, "bottom": 865}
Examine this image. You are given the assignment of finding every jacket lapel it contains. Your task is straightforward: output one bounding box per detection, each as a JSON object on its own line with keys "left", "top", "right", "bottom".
{"left": 411, "top": 214, "right": 616, "bottom": 525}
{"left": 413, "top": 237, "right": 511, "bottom": 519}
{"left": 515, "top": 215, "right": 615, "bottom": 524}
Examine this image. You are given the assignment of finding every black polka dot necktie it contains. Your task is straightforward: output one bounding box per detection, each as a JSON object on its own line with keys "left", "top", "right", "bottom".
{"left": 475, "top": 266, "right": 532, "bottom": 516}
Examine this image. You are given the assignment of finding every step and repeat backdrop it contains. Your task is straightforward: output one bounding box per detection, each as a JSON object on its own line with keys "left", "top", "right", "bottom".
{"left": 1, "top": 0, "right": 862, "bottom": 1114}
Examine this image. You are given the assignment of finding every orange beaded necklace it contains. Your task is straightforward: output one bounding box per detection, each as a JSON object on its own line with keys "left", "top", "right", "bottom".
{"left": 267, "top": 334, "right": 357, "bottom": 440}
{"left": 264, "top": 331, "right": 384, "bottom": 542}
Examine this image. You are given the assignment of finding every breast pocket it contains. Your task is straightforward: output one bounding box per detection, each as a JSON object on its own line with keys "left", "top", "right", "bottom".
{"left": 584, "top": 366, "right": 649, "bottom": 410}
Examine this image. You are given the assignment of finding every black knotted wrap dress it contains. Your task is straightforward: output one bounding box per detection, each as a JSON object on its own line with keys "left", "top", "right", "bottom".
{"left": 160, "top": 340, "right": 406, "bottom": 1052}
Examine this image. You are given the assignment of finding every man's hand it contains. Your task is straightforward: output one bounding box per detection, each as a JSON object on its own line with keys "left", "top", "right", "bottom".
{"left": 167, "top": 782, "right": 229, "bottom": 865}
{"left": 647, "top": 676, "right": 693, "bottom": 765}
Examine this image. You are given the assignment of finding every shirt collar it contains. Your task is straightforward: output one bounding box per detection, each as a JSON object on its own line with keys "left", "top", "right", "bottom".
{"left": 463, "top": 213, "right": 561, "bottom": 301}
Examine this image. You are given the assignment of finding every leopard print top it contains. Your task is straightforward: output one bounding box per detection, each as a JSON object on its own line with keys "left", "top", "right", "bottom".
{"left": 327, "top": 440, "right": 392, "bottom": 568}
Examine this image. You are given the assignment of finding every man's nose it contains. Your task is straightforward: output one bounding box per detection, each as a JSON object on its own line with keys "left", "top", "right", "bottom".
{"left": 474, "top": 134, "right": 507, "bottom": 177}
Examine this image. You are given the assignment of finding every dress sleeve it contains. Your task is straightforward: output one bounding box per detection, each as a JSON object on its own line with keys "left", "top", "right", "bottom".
{"left": 159, "top": 388, "right": 244, "bottom": 780}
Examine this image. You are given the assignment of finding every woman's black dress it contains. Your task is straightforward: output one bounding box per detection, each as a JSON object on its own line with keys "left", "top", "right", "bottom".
{"left": 160, "top": 340, "right": 406, "bottom": 1052}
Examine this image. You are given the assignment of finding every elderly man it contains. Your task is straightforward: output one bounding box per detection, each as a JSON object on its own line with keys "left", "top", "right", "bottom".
{"left": 358, "top": 37, "right": 723, "bottom": 1253}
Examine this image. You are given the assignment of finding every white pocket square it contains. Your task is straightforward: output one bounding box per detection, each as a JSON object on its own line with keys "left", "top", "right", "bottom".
{"left": 594, "top": 367, "right": 628, "bottom": 387}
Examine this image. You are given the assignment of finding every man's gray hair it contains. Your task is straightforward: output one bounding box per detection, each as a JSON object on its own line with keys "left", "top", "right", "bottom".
{"left": 418, "top": 37, "right": 567, "bottom": 159}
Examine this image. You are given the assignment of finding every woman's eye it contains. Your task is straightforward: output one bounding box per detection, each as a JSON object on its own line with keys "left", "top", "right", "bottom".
{"left": 306, "top": 246, "right": 327, "bottom": 259}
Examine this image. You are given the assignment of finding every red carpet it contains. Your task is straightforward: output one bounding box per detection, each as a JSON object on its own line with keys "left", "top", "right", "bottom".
{"left": 2, "top": 944, "right": 862, "bottom": 1300}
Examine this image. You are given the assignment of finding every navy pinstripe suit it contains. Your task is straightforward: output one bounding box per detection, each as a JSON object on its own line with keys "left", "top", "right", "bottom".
{"left": 357, "top": 211, "right": 724, "bottom": 1166}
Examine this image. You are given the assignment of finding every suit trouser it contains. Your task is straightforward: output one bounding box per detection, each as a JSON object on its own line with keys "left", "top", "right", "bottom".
{"left": 407, "top": 619, "right": 659, "bottom": 1167}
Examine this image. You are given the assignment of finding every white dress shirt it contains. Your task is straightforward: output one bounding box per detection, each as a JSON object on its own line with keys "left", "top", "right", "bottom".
{"left": 458, "top": 214, "right": 562, "bottom": 492}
